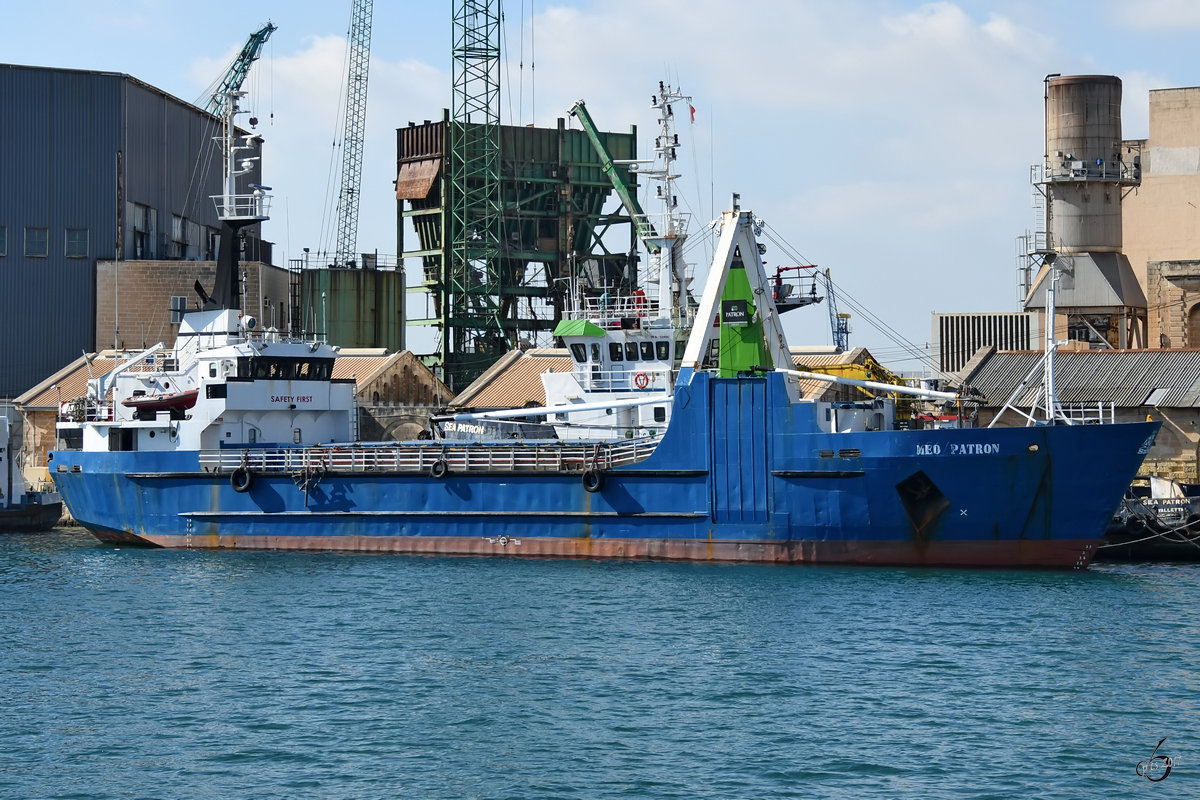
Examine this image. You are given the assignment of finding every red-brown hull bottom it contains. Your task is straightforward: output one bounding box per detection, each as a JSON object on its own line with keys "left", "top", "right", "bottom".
{"left": 88, "top": 530, "right": 1100, "bottom": 570}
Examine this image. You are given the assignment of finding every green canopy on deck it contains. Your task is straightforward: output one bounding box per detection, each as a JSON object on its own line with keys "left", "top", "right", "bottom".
{"left": 552, "top": 319, "right": 606, "bottom": 338}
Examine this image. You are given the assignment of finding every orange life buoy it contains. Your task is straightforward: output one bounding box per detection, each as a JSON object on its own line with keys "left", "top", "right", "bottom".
{"left": 634, "top": 372, "right": 649, "bottom": 389}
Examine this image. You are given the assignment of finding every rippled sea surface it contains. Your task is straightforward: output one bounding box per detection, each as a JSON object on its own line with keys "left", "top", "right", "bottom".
{"left": 2, "top": 529, "right": 1198, "bottom": 799}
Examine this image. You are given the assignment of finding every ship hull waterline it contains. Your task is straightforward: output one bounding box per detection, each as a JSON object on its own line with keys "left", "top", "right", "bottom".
{"left": 80, "top": 525, "right": 1102, "bottom": 569}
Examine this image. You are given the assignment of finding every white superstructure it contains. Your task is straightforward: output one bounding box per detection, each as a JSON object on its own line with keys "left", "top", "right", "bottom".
{"left": 541, "top": 81, "right": 700, "bottom": 440}
{"left": 57, "top": 90, "right": 357, "bottom": 458}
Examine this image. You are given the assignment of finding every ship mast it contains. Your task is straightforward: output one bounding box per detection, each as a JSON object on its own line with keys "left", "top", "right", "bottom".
{"left": 631, "top": 81, "right": 693, "bottom": 325}
{"left": 204, "top": 90, "right": 271, "bottom": 310}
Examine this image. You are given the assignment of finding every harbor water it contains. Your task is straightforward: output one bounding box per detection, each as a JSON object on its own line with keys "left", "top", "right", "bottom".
{"left": 2, "top": 529, "right": 1196, "bottom": 799}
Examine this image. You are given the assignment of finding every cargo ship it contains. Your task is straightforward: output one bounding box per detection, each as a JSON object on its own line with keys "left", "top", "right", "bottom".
{"left": 49, "top": 92, "right": 1159, "bottom": 568}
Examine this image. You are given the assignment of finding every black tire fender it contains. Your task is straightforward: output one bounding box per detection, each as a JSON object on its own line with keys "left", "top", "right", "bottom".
{"left": 430, "top": 459, "right": 449, "bottom": 479}
{"left": 230, "top": 466, "right": 254, "bottom": 493}
{"left": 582, "top": 468, "right": 604, "bottom": 493}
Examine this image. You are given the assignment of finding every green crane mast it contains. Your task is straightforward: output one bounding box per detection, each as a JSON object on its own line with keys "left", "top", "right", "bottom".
{"left": 204, "top": 22, "right": 277, "bottom": 116}
{"left": 568, "top": 100, "right": 656, "bottom": 244}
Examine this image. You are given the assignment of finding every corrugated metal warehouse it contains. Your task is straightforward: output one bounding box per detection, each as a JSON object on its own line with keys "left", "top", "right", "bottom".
{"left": 0, "top": 63, "right": 267, "bottom": 397}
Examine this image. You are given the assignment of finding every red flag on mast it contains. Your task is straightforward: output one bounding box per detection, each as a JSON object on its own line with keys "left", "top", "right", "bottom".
{"left": 689, "top": 104, "right": 696, "bottom": 122}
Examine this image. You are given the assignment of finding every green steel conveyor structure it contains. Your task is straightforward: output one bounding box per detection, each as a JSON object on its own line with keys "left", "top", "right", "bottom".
{"left": 396, "top": 115, "right": 640, "bottom": 391}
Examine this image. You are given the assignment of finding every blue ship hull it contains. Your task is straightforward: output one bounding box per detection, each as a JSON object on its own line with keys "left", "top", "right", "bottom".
{"left": 51, "top": 373, "right": 1158, "bottom": 568}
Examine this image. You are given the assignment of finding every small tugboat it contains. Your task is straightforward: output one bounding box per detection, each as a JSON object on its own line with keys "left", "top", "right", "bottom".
{"left": 0, "top": 411, "right": 61, "bottom": 532}
{"left": 1097, "top": 476, "right": 1200, "bottom": 561}
{"left": 48, "top": 90, "right": 1160, "bottom": 568}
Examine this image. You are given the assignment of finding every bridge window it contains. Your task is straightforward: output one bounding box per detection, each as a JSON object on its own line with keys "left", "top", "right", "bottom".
{"left": 237, "top": 356, "right": 334, "bottom": 380}
{"left": 570, "top": 343, "right": 587, "bottom": 362}
{"left": 609, "top": 342, "right": 624, "bottom": 361}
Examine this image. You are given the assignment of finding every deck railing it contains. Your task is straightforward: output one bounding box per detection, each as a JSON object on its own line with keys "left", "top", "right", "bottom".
{"left": 198, "top": 434, "right": 663, "bottom": 475}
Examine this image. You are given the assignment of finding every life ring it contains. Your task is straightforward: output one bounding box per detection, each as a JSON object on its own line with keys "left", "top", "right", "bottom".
{"left": 230, "top": 466, "right": 254, "bottom": 493}
{"left": 634, "top": 372, "right": 649, "bottom": 389}
{"left": 430, "top": 459, "right": 449, "bottom": 479}
{"left": 582, "top": 468, "right": 604, "bottom": 493}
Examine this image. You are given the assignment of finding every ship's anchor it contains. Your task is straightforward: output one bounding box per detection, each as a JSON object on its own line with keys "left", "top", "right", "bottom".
{"left": 582, "top": 443, "right": 607, "bottom": 493}
{"left": 292, "top": 463, "right": 326, "bottom": 506}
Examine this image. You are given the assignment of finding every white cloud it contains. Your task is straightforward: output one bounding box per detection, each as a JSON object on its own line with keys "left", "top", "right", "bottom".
{"left": 1117, "top": 0, "right": 1200, "bottom": 29}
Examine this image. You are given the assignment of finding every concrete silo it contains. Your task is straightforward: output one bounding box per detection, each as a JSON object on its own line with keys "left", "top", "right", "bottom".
{"left": 1022, "top": 75, "right": 1147, "bottom": 348}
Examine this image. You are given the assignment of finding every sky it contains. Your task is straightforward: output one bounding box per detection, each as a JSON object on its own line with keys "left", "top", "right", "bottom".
{"left": 5, "top": 0, "right": 1200, "bottom": 370}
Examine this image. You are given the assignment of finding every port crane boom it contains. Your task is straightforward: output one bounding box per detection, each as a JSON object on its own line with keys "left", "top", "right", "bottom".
{"left": 333, "top": 0, "right": 374, "bottom": 267}
{"left": 568, "top": 99, "right": 656, "bottom": 242}
{"left": 205, "top": 22, "right": 276, "bottom": 115}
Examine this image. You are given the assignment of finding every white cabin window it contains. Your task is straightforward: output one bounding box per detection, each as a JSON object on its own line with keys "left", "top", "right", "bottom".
{"left": 640, "top": 342, "right": 654, "bottom": 360}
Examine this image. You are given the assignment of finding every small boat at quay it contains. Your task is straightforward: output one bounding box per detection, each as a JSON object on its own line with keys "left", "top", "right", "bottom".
{"left": 1, "top": 411, "right": 61, "bottom": 532}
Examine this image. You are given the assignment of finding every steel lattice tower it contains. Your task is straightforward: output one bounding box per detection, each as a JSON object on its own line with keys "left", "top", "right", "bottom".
{"left": 446, "top": 0, "right": 503, "bottom": 389}
{"left": 333, "top": 0, "right": 373, "bottom": 268}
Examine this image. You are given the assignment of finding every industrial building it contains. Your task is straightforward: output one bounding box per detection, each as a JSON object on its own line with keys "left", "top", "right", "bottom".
{"left": 930, "top": 311, "right": 1039, "bottom": 375}
{"left": 0, "top": 63, "right": 270, "bottom": 398}
{"left": 934, "top": 74, "right": 1200, "bottom": 370}
{"left": 1123, "top": 85, "right": 1200, "bottom": 347}
{"left": 397, "top": 112, "right": 639, "bottom": 392}
{"left": 1020, "top": 74, "right": 1147, "bottom": 348}
{"left": 392, "top": 2, "right": 644, "bottom": 392}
